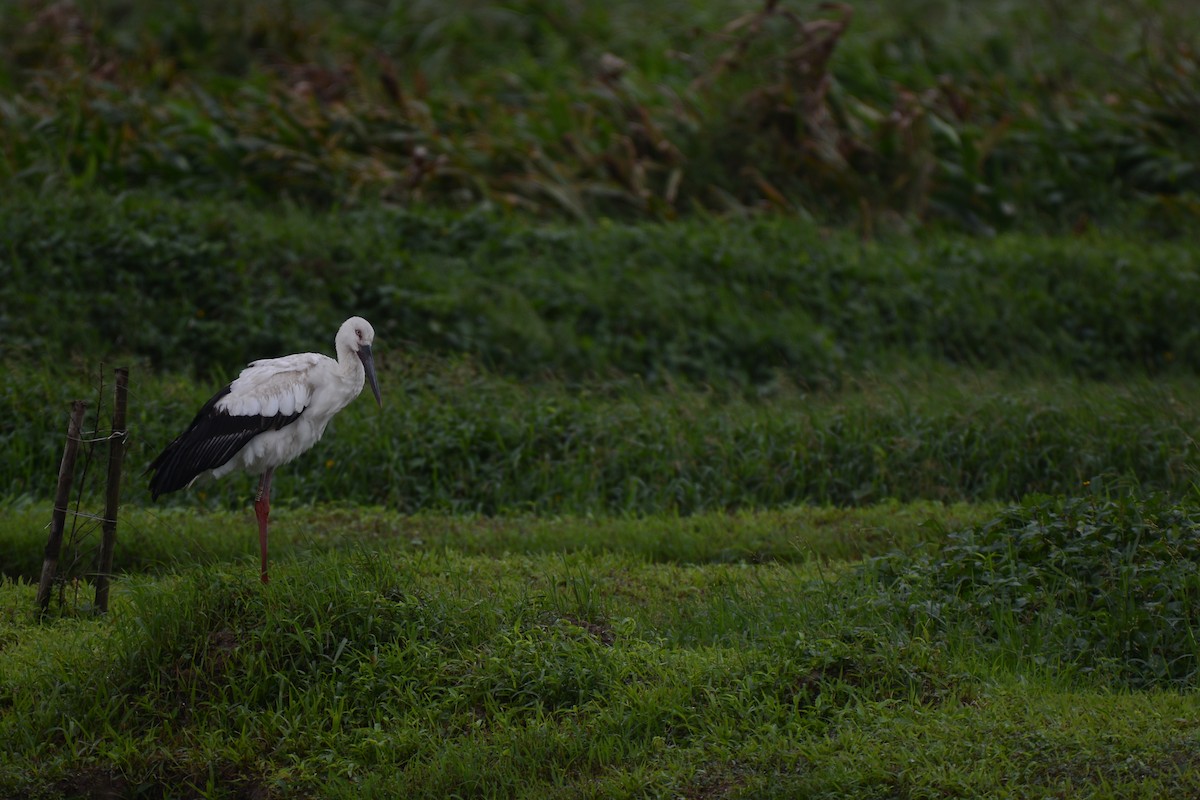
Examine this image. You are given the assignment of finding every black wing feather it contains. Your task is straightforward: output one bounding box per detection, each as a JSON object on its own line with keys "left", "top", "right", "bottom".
{"left": 148, "top": 386, "right": 304, "bottom": 499}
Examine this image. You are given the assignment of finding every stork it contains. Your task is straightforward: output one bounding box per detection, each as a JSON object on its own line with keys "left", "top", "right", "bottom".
{"left": 148, "top": 316, "right": 383, "bottom": 583}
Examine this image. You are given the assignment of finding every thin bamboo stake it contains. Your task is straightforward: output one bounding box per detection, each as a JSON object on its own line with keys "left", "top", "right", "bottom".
{"left": 95, "top": 367, "right": 129, "bottom": 613}
{"left": 36, "top": 400, "right": 87, "bottom": 613}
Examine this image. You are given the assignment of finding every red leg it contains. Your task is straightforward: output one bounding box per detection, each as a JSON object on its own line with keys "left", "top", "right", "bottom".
{"left": 254, "top": 468, "right": 274, "bottom": 584}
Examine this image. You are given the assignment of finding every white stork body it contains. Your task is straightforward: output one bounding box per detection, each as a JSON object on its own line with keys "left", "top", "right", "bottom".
{"left": 209, "top": 351, "right": 355, "bottom": 479}
{"left": 149, "top": 317, "right": 382, "bottom": 583}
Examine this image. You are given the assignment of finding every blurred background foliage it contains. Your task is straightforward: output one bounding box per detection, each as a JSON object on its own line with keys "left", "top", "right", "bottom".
{"left": 1, "top": 0, "right": 1197, "bottom": 233}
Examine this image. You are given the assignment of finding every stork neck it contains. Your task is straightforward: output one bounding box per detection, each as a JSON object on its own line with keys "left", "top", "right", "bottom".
{"left": 337, "top": 343, "right": 364, "bottom": 379}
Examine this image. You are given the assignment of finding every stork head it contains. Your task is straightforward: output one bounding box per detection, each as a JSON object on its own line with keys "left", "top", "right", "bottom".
{"left": 338, "top": 316, "right": 383, "bottom": 408}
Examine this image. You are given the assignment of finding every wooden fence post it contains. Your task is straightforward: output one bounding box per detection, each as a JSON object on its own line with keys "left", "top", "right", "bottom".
{"left": 36, "top": 400, "right": 87, "bottom": 613}
{"left": 95, "top": 367, "right": 129, "bottom": 613}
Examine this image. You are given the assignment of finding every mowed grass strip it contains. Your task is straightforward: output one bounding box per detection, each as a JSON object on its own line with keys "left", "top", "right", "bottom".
{"left": 0, "top": 500, "right": 989, "bottom": 581}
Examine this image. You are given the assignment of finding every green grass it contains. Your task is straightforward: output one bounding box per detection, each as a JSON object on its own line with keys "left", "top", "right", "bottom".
{"left": 2, "top": 189, "right": 1200, "bottom": 518}
{"left": 4, "top": 361, "right": 1200, "bottom": 516}
{"left": 0, "top": 533, "right": 910, "bottom": 797}
{"left": 3, "top": 2, "right": 1200, "bottom": 793}
{"left": 5, "top": 499, "right": 1200, "bottom": 797}
{"left": 5, "top": 190, "right": 1200, "bottom": 383}
{"left": 0, "top": 499, "right": 992, "bottom": 583}
{"left": 2, "top": 163, "right": 1198, "bottom": 800}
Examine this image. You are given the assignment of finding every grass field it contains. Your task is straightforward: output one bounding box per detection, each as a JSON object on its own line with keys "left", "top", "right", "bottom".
{"left": 6, "top": 499, "right": 1200, "bottom": 798}
{"left": 3, "top": 0, "right": 1200, "bottom": 797}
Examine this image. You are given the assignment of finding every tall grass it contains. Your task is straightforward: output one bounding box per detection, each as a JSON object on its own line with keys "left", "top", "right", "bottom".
{"left": 0, "top": 0, "right": 1196, "bottom": 230}
{"left": 3, "top": 362, "right": 1198, "bottom": 513}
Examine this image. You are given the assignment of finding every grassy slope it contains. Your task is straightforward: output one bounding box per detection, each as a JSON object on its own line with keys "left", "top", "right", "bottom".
{"left": 4, "top": 190, "right": 1200, "bottom": 384}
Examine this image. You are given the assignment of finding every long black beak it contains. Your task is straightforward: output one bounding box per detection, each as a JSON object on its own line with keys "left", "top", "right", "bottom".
{"left": 358, "top": 345, "right": 383, "bottom": 408}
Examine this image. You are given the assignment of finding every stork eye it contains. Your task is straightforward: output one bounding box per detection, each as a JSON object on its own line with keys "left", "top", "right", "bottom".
{"left": 355, "top": 328, "right": 363, "bottom": 339}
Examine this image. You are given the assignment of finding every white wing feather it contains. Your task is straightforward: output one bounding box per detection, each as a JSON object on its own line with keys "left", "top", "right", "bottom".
{"left": 217, "top": 353, "right": 325, "bottom": 419}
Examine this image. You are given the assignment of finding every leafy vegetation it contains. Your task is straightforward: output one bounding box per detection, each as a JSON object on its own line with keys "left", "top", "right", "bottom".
{"left": 0, "top": 0, "right": 1197, "bottom": 231}
{"left": 871, "top": 493, "right": 1200, "bottom": 689}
